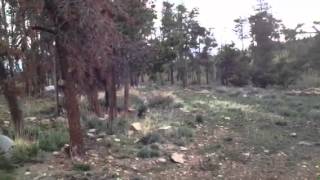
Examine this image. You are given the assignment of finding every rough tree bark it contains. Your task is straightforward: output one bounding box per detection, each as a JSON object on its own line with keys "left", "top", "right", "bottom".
{"left": 88, "top": 86, "right": 102, "bottom": 117}
{"left": 123, "top": 64, "right": 130, "bottom": 115}
{"left": 56, "top": 40, "right": 84, "bottom": 157}
{"left": 0, "top": 62, "right": 24, "bottom": 137}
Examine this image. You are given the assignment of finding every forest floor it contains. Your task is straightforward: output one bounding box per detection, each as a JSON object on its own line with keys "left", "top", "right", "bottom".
{"left": 1, "top": 85, "right": 320, "bottom": 180}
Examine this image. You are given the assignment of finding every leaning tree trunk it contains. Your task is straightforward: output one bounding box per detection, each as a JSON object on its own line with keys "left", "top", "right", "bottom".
{"left": 0, "top": 62, "right": 24, "bottom": 137}
{"left": 3, "top": 81, "right": 24, "bottom": 137}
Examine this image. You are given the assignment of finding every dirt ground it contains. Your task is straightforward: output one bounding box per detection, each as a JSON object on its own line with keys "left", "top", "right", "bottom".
{"left": 2, "top": 85, "right": 320, "bottom": 180}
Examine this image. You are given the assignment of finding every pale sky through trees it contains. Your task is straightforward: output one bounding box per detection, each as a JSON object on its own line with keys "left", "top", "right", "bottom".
{"left": 155, "top": 0, "right": 320, "bottom": 48}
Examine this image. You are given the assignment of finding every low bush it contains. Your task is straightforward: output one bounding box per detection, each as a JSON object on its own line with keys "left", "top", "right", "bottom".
{"left": 137, "top": 146, "right": 160, "bottom": 159}
{"left": 148, "top": 96, "right": 174, "bottom": 109}
{"left": 38, "top": 128, "right": 69, "bottom": 152}
{"left": 73, "top": 163, "right": 91, "bottom": 171}
{"left": 11, "top": 139, "right": 39, "bottom": 164}
{"left": 139, "top": 133, "right": 162, "bottom": 145}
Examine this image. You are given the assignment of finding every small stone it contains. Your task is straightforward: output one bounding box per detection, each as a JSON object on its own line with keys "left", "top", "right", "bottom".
{"left": 223, "top": 117, "right": 231, "bottom": 120}
{"left": 25, "top": 171, "right": 31, "bottom": 175}
{"left": 56, "top": 117, "right": 67, "bottom": 123}
{"left": 159, "top": 126, "right": 172, "bottom": 130}
{"left": 87, "top": 133, "right": 95, "bottom": 138}
{"left": 42, "top": 119, "right": 51, "bottom": 125}
{"left": 26, "top": 117, "right": 37, "bottom": 121}
{"left": 53, "top": 151, "right": 60, "bottom": 156}
{"left": 264, "top": 149, "right": 270, "bottom": 153}
{"left": 290, "top": 132, "right": 297, "bottom": 137}
{"left": 88, "top": 129, "right": 97, "bottom": 133}
{"left": 180, "top": 147, "right": 188, "bottom": 151}
{"left": 97, "top": 132, "right": 107, "bottom": 138}
{"left": 96, "top": 138, "right": 103, "bottom": 142}
{"left": 242, "top": 152, "right": 250, "bottom": 157}
{"left": 298, "top": 141, "right": 313, "bottom": 146}
{"left": 171, "top": 153, "right": 185, "bottom": 164}
{"left": 157, "top": 158, "right": 167, "bottom": 163}
{"left": 130, "top": 122, "right": 142, "bottom": 131}
{"left": 114, "top": 138, "right": 121, "bottom": 142}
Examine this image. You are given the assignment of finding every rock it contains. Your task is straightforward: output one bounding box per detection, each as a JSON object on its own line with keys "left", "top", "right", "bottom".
{"left": 171, "top": 153, "right": 185, "bottom": 164}
{"left": 223, "top": 116, "right": 231, "bottom": 121}
{"left": 290, "top": 132, "right": 297, "bottom": 137}
{"left": 114, "top": 138, "right": 121, "bottom": 142}
{"left": 41, "top": 119, "right": 51, "bottom": 125}
{"left": 96, "top": 138, "right": 103, "bottom": 142}
{"left": 53, "top": 151, "right": 60, "bottom": 156}
{"left": 87, "top": 133, "right": 96, "bottom": 138}
{"left": 45, "top": 85, "right": 55, "bottom": 92}
{"left": 180, "top": 147, "right": 188, "bottom": 151}
{"left": 242, "top": 152, "right": 250, "bottom": 157}
{"left": 25, "top": 117, "right": 37, "bottom": 122}
{"left": 130, "top": 122, "right": 142, "bottom": 132}
{"left": 198, "top": 90, "right": 210, "bottom": 94}
{"left": 25, "top": 171, "right": 31, "bottom": 175}
{"left": 157, "top": 158, "right": 167, "bottom": 163}
{"left": 216, "top": 87, "right": 229, "bottom": 94}
{"left": 159, "top": 126, "right": 172, "bottom": 130}
{"left": 97, "top": 132, "right": 107, "bottom": 138}
{"left": 0, "top": 135, "right": 14, "bottom": 159}
{"left": 88, "top": 129, "right": 97, "bottom": 133}
{"left": 56, "top": 117, "right": 67, "bottom": 123}
{"left": 298, "top": 141, "right": 314, "bottom": 146}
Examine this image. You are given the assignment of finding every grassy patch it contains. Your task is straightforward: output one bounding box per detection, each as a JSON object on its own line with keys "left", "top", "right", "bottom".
{"left": 73, "top": 163, "right": 91, "bottom": 172}
{"left": 38, "top": 127, "right": 69, "bottom": 152}
{"left": 169, "top": 126, "right": 194, "bottom": 146}
{"left": 139, "top": 132, "right": 162, "bottom": 145}
{"left": 148, "top": 95, "right": 174, "bottom": 109}
{"left": 137, "top": 146, "right": 160, "bottom": 159}
{"left": 11, "top": 139, "right": 39, "bottom": 164}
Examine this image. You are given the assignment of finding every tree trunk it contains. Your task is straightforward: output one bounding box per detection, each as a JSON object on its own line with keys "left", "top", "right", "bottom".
{"left": 3, "top": 81, "right": 24, "bottom": 137}
{"left": 56, "top": 40, "right": 84, "bottom": 157}
{"left": 170, "top": 64, "right": 174, "bottom": 85}
{"left": 206, "top": 65, "right": 209, "bottom": 85}
{"left": 88, "top": 86, "right": 102, "bottom": 117}
{"left": 0, "top": 62, "right": 24, "bottom": 137}
{"left": 123, "top": 65, "right": 130, "bottom": 115}
{"left": 107, "top": 65, "right": 117, "bottom": 123}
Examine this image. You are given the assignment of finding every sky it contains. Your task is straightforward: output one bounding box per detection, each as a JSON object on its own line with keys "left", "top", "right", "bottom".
{"left": 154, "top": 0, "right": 320, "bottom": 48}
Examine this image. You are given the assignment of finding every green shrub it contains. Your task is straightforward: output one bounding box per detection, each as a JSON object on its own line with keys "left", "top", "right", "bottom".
{"left": 0, "top": 154, "right": 15, "bottom": 171}
{"left": 38, "top": 128, "right": 69, "bottom": 152}
{"left": 73, "top": 163, "right": 91, "bottom": 171}
{"left": 148, "top": 96, "right": 174, "bottom": 108}
{"left": 176, "top": 127, "right": 194, "bottom": 138}
{"left": 137, "top": 146, "right": 160, "bottom": 159}
{"left": 139, "top": 133, "right": 162, "bottom": 145}
{"left": 0, "top": 171, "right": 16, "bottom": 180}
{"left": 109, "top": 118, "right": 129, "bottom": 135}
{"left": 195, "top": 114, "right": 204, "bottom": 124}
{"left": 137, "top": 104, "right": 148, "bottom": 118}
{"left": 169, "top": 126, "right": 194, "bottom": 146}
{"left": 11, "top": 139, "right": 39, "bottom": 164}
